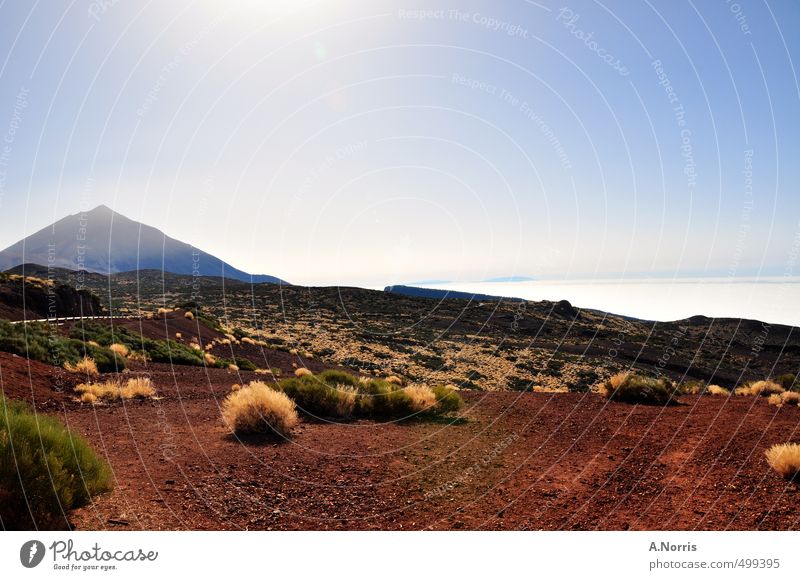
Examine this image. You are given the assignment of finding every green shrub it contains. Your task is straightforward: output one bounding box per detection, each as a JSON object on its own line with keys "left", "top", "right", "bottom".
{"left": 273, "top": 372, "right": 464, "bottom": 420}
{"left": 317, "top": 370, "right": 361, "bottom": 388}
{"left": 0, "top": 397, "right": 112, "bottom": 529}
{"left": 600, "top": 372, "right": 673, "bottom": 405}
{"left": 432, "top": 386, "right": 464, "bottom": 414}
{"left": 279, "top": 376, "right": 355, "bottom": 418}
{"left": 776, "top": 374, "right": 797, "bottom": 391}
{"left": 0, "top": 321, "right": 124, "bottom": 372}
{"left": 233, "top": 357, "right": 258, "bottom": 372}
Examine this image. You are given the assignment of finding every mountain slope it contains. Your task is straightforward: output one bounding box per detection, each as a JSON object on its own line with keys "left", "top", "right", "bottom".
{"left": 0, "top": 205, "right": 285, "bottom": 284}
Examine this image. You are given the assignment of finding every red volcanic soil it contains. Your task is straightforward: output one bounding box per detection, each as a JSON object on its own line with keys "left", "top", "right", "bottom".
{"left": 45, "top": 375, "right": 800, "bottom": 531}
{"left": 3, "top": 322, "right": 800, "bottom": 530}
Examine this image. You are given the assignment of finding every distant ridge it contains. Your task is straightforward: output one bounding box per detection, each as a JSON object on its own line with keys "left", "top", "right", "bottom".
{"left": 384, "top": 284, "right": 523, "bottom": 302}
{"left": 0, "top": 205, "right": 286, "bottom": 284}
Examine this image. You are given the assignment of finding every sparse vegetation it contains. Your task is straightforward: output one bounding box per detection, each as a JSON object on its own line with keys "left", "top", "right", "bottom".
{"left": 75, "top": 377, "right": 156, "bottom": 402}
{"left": 775, "top": 373, "right": 797, "bottom": 391}
{"left": 768, "top": 392, "right": 800, "bottom": 407}
{"left": 0, "top": 320, "right": 123, "bottom": 372}
{"left": 600, "top": 372, "right": 673, "bottom": 405}
{"left": 735, "top": 380, "right": 784, "bottom": 397}
{"left": 0, "top": 396, "right": 112, "bottom": 529}
{"left": 405, "top": 385, "right": 437, "bottom": 413}
{"left": 706, "top": 384, "right": 730, "bottom": 396}
{"left": 64, "top": 356, "right": 99, "bottom": 377}
{"left": 275, "top": 371, "right": 463, "bottom": 420}
{"left": 221, "top": 382, "right": 298, "bottom": 437}
{"left": 108, "top": 343, "right": 129, "bottom": 358}
{"left": 765, "top": 443, "right": 800, "bottom": 481}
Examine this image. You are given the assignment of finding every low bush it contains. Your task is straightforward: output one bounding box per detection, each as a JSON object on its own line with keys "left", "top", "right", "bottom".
{"left": 600, "top": 372, "right": 673, "bottom": 405}
{"left": 735, "top": 380, "right": 784, "bottom": 397}
{"left": 221, "top": 382, "right": 298, "bottom": 437}
{"left": 294, "top": 367, "right": 313, "bottom": 377}
{"left": 75, "top": 377, "right": 156, "bottom": 402}
{"left": 775, "top": 374, "right": 797, "bottom": 391}
{"left": 274, "top": 372, "right": 464, "bottom": 420}
{"left": 0, "top": 321, "right": 122, "bottom": 372}
{"left": 64, "top": 356, "right": 99, "bottom": 377}
{"left": 405, "top": 385, "right": 437, "bottom": 413}
{"left": 234, "top": 358, "right": 258, "bottom": 372}
{"left": 280, "top": 377, "right": 356, "bottom": 418}
{"left": 768, "top": 392, "right": 800, "bottom": 407}
{"left": 0, "top": 396, "right": 112, "bottom": 529}
{"left": 432, "top": 386, "right": 464, "bottom": 414}
{"left": 765, "top": 443, "right": 800, "bottom": 481}
{"left": 706, "top": 384, "right": 730, "bottom": 396}
{"left": 108, "top": 343, "right": 129, "bottom": 358}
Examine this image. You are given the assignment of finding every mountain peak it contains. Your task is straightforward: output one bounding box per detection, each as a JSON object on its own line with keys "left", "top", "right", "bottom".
{"left": 0, "top": 206, "right": 286, "bottom": 284}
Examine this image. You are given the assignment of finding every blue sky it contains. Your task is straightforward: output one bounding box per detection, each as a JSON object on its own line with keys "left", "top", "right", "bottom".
{"left": 0, "top": 0, "right": 798, "bottom": 286}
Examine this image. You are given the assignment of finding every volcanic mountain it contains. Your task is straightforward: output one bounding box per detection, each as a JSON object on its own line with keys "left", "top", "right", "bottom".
{"left": 0, "top": 205, "right": 285, "bottom": 284}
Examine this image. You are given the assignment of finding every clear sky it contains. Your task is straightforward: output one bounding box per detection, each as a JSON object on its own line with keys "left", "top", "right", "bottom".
{"left": 0, "top": 0, "right": 798, "bottom": 286}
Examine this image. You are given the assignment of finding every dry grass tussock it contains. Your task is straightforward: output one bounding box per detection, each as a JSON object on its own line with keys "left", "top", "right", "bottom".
{"left": 600, "top": 372, "right": 673, "bottom": 405}
{"left": 405, "top": 385, "right": 437, "bottom": 413}
{"left": 706, "top": 384, "right": 730, "bottom": 396}
{"left": 768, "top": 391, "right": 800, "bottom": 407}
{"left": 385, "top": 375, "right": 404, "bottom": 385}
{"left": 221, "top": 382, "right": 298, "bottom": 437}
{"left": 765, "top": 443, "right": 800, "bottom": 480}
{"left": 184, "top": 310, "right": 195, "bottom": 320}
{"left": 75, "top": 376, "right": 156, "bottom": 402}
{"left": 736, "top": 380, "right": 784, "bottom": 397}
{"left": 227, "top": 363, "right": 239, "bottom": 372}
{"left": 64, "top": 357, "right": 99, "bottom": 377}
{"left": 109, "top": 343, "right": 129, "bottom": 358}
{"left": 295, "top": 367, "right": 313, "bottom": 377}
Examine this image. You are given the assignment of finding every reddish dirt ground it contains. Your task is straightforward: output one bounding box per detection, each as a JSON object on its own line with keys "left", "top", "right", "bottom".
{"left": 46, "top": 372, "right": 800, "bottom": 531}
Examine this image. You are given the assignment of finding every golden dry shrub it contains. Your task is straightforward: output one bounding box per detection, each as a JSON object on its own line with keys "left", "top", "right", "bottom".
{"left": 109, "top": 343, "right": 129, "bottom": 358}
{"left": 765, "top": 443, "right": 800, "bottom": 480}
{"left": 303, "top": 352, "right": 314, "bottom": 360}
{"left": 157, "top": 307, "right": 171, "bottom": 315}
{"left": 289, "top": 348, "right": 299, "bottom": 356}
{"left": 120, "top": 377, "right": 156, "bottom": 399}
{"left": 221, "top": 383, "right": 298, "bottom": 437}
{"left": 736, "top": 380, "right": 784, "bottom": 397}
{"left": 204, "top": 352, "right": 217, "bottom": 366}
{"left": 87, "top": 340, "right": 101, "bottom": 348}
{"left": 599, "top": 372, "right": 629, "bottom": 397}
{"left": 231, "top": 384, "right": 242, "bottom": 392}
{"left": 781, "top": 391, "right": 800, "bottom": 405}
{"left": 65, "top": 357, "right": 99, "bottom": 377}
{"left": 706, "top": 384, "right": 730, "bottom": 396}
{"left": 769, "top": 391, "right": 800, "bottom": 407}
{"left": 228, "top": 363, "right": 240, "bottom": 372}
{"left": 294, "top": 367, "right": 313, "bottom": 378}
{"left": 241, "top": 336, "right": 257, "bottom": 345}
{"left": 127, "top": 350, "right": 148, "bottom": 363}
{"left": 79, "top": 392, "right": 98, "bottom": 404}
{"left": 332, "top": 386, "right": 357, "bottom": 417}
{"left": 405, "top": 385, "right": 437, "bottom": 413}
{"left": 175, "top": 332, "right": 182, "bottom": 339}
{"left": 184, "top": 310, "right": 195, "bottom": 320}
{"left": 385, "top": 375, "right": 404, "bottom": 386}
{"left": 75, "top": 377, "right": 155, "bottom": 401}
{"left": 189, "top": 341, "right": 202, "bottom": 351}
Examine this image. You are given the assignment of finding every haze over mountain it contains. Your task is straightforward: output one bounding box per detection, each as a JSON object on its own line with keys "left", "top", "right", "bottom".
{"left": 0, "top": 205, "right": 285, "bottom": 284}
